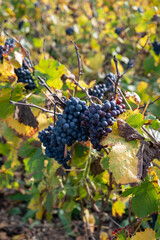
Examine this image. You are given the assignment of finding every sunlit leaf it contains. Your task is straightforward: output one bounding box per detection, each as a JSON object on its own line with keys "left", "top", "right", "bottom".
{"left": 101, "top": 130, "right": 141, "bottom": 184}
{"left": 112, "top": 198, "right": 125, "bottom": 217}
{"left": 131, "top": 228, "right": 156, "bottom": 240}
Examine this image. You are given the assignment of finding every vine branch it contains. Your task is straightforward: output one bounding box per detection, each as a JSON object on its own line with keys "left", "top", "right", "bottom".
{"left": 10, "top": 100, "right": 57, "bottom": 115}
{"left": 38, "top": 76, "right": 66, "bottom": 108}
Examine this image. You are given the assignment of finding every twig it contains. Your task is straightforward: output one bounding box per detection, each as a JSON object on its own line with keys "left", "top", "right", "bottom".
{"left": 42, "top": 91, "right": 62, "bottom": 113}
{"left": 68, "top": 76, "right": 93, "bottom": 103}
{"left": 71, "top": 40, "right": 83, "bottom": 97}
{"left": 141, "top": 126, "right": 158, "bottom": 144}
{"left": 43, "top": 38, "right": 46, "bottom": 60}
{"left": 118, "top": 88, "right": 133, "bottom": 110}
{"left": 104, "top": 213, "right": 122, "bottom": 228}
{"left": 38, "top": 76, "right": 66, "bottom": 108}
{"left": 71, "top": 40, "right": 83, "bottom": 82}
{"left": 107, "top": 76, "right": 132, "bottom": 110}
{"left": 10, "top": 100, "right": 57, "bottom": 115}
{"left": 96, "top": 172, "right": 113, "bottom": 240}
{"left": 153, "top": 162, "right": 160, "bottom": 170}
{"left": 139, "top": 96, "right": 160, "bottom": 109}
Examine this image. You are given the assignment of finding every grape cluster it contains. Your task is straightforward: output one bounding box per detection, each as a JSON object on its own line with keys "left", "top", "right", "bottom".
{"left": 5, "top": 37, "right": 15, "bottom": 49}
{"left": 38, "top": 97, "right": 88, "bottom": 167}
{"left": 14, "top": 57, "right": 36, "bottom": 90}
{"left": 89, "top": 84, "right": 108, "bottom": 100}
{"left": 0, "top": 38, "right": 15, "bottom": 63}
{"left": 38, "top": 125, "right": 71, "bottom": 167}
{"left": 0, "top": 45, "right": 5, "bottom": 63}
{"left": 105, "top": 72, "right": 120, "bottom": 92}
{"left": 152, "top": 40, "right": 160, "bottom": 56}
{"left": 81, "top": 98, "right": 126, "bottom": 151}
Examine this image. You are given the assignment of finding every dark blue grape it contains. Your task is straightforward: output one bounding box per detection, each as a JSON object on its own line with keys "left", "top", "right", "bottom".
{"left": 66, "top": 27, "right": 74, "bottom": 35}
{"left": 152, "top": 40, "right": 160, "bottom": 56}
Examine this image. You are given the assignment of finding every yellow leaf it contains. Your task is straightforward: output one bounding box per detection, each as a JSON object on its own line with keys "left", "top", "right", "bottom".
{"left": 13, "top": 234, "right": 26, "bottom": 240}
{"left": 112, "top": 198, "right": 125, "bottom": 217}
{"left": 78, "top": 80, "right": 89, "bottom": 89}
{"left": 111, "top": 58, "right": 124, "bottom": 74}
{"left": 32, "top": 113, "right": 51, "bottom": 140}
{"left": 0, "top": 58, "right": 16, "bottom": 82}
{"left": 100, "top": 231, "right": 108, "bottom": 240}
{"left": 125, "top": 91, "right": 141, "bottom": 105}
{"left": 9, "top": 57, "right": 21, "bottom": 68}
{"left": 6, "top": 115, "right": 38, "bottom": 137}
{"left": 88, "top": 80, "right": 96, "bottom": 88}
{"left": 131, "top": 228, "right": 156, "bottom": 240}
{"left": 137, "top": 81, "right": 148, "bottom": 92}
{"left": 83, "top": 209, "right": 95, "bottom": 233}
{"left": 28, "top": 197, "right": 45, "bottom": 220}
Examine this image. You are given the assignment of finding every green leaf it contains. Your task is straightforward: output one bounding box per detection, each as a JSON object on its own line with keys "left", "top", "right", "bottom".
{"left": 0, "top": 142, "right": 11, "bottom": 155}
{"left": 34, "top": 59, "right": 65, "bottom": 89}
{"left": 71, "top": 143, "right": 89, "bottom": 168}
{"left": 0, "top": 85, "right": 23, "bottom": 118}
{"left": 58, "top": 209, "right": 72, "bottom": 235}
{"left": 101, "top": 156, "right": 109, "bottom": 170}
{"left": 155, "top": 213, "right": 160, "bottom": 239}
{"left": 151, "top": 119, "right": 160, "bottom": 130}
{"left": 44, "top": 192, "right": 53, "bottom": 212}
{"left": 131, "top": 180, "right": 158, "bottom": 217}
{"left": 126, "top": 113, "right": 146, "bottom": 128}
{"left": 20, "top": 140, "right": 47, "bottom": 180}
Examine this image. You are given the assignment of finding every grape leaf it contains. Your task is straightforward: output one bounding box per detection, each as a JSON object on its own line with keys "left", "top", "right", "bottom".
{"left": 112, "top": 198, "right": 125, "bottom": 217}
{"left": 130, "top": 180, "right": 158, "bottom": 217}
{"left": 101, "top": 131, "right": 141, "bottom": 184}
{"left": 126, "top": 113, "right": 147, "bottom": 128}
{"left": 131, "top": 228, "right": 156, "bottom": 240}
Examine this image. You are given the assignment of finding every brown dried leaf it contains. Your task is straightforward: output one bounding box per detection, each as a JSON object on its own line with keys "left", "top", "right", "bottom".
{"left": 136, "top": 141, "right": 160, "bottom": 179}
{"left": 90, "top": 157, "right": 105, "bottom": 176}
{"left": 117, "top": 119, "right": 144, "bottom": 141}
{"left": 14, "top": 99, "right": 38, "bottom": 129}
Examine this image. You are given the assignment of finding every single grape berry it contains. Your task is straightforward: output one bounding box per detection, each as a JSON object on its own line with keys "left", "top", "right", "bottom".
{"left": 115, "top": 27, "right": 124, "bottom": 36}
{"left": 66, "top": 27, "right": 74, "bottom": 36}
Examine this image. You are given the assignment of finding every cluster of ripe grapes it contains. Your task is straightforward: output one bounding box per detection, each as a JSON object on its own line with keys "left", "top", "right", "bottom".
{"left": 38, "top": 78, "right": 126, "bottom": 168}
{"left": 38, "top": 97, "right": 88, "bottom": 169}
{"left": 0, "top": 37, "right": 36, "bottom": 90}
{"left": 14, "top": 57, "right": 36, "bottom": 90}
{"left": 81, "top": 95, "right": 125, "bottom": 151}
{"left": 0, "top": 37, "right": 15, "bottom": 63}
{"left": 88, "top": 73, "right": 121, "bottom": 101}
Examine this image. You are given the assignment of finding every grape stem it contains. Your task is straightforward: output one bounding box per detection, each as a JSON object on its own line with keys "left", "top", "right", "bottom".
{"left": 71, "top": 40, "right": 83, "bottom": 82}
{"left": 38, "top": 76, "right": 66, "bottom": 108}
{"left": 139, "top": 96, "right": 160, "bottom": 109}
{"left": 10, "top": 100, "right": 58, "bottom": 115}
